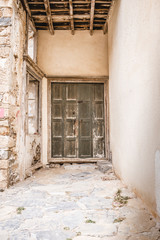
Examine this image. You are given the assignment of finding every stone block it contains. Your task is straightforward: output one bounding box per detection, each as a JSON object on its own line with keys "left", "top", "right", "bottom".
{"left": 0, "top": 17, "right": 11, "bottom": 27}
{"left": 0, "top": 126, "right": 9, "bottom": 135}
{"left": 0, "top": 136, "right": 15, "bottom": 148}
{"left": 0, "top": 120, "right": 9, "bottom": 127}
{"left": 0, "top": 180, "right": 7, "bottom": 189}
{"left": 0, "top": 169, "right": 8, "bottom": 181}
{"left": 0, "top": 84, "right": 10, "bottom": 93}
{"left": 0, "top": 46, "right": 10, "bottom": 58}
{"left": 2, "top": 8, "right": 12, "bottom": 17}
{"left": 2, "top": 93, "right": 9, "bottom": 104}
{"left": 0, "top": 56, "right": 10, "bottom": 69}
{"left": 0, "top": 26, "right": 11, "bottom": 36}
{"left": 0, "top": 160, "right": 8, "bottom": 169}
{"left": 0, "top": 149, "right": 9, "bottom": 160}
{"left": 0, "top": 1, "right": 12, "bottom": 8}
{"left": 0, "top": 36, "right": 10, "bottom": 45}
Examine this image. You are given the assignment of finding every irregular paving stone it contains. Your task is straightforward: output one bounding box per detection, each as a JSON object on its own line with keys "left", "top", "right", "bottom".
{"left": 0, "top": 206, "right": 15, "bottom": 220}
{"left": 45, "top": 201, "right": 79, "bottom": 211}
{"left": 77, "top": 196, "right": 113, "bottom": 210}
{"left": 72, "top": 172, "right": 92, "bottom": 180}
{"left": 61, "top": 210, "right": 84, "bottom": 229}
{"left": 11, "top": 230, "right": 32, "bottom": 240}
{"left": 0, "top": 164, "right": 159, "bottom": 240}
{"left": 0, "top": 230, "right": 9, "bottom": 240}
{"left": 1, "top": 217, "right": 21, "bottom": 230}
{"left": 73, "top": 237, "right": 102, "bottom": 240}
{"left": 77, "top": 223, "right": 117, "bottom": 237}
{"left": 20, "top": 207, "right": 44, "bottom": 219}
{"left": 33, "top": 230, "right": 73, "bottom": 240}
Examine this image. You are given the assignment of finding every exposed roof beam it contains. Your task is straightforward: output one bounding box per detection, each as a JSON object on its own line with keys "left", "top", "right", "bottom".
{"left": 28, "top": 1, "right": 112, "bottom": 4}
{"left": 43, "top": 0, "right": 54, "bottom": 35}
{"left": 69, "top": 0, "right": 74, "bottom": 35}
{"left": 22, "top": 0, "right": 36, "bottom": 32}
{"left": 33, "top": 14, "right": 108, "bottom": 21}
{"left": 30, "top": 9, "right": 109, "bottom": 13}
{"left": 90, "top": 0, "right": 95, "bottom": 35}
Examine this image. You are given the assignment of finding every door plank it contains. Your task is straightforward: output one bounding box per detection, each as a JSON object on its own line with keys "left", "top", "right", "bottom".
{"left": 64, "top": 84, "right": 78, "bottom": 158}
{"left": 51, "top": 84, "right": 64, "bottom": 157}
{"left": 93, "top": 84, "right": 105, "bottom": 158}
{"left": 78, "top": 84, "right": 93, "bottom": 158}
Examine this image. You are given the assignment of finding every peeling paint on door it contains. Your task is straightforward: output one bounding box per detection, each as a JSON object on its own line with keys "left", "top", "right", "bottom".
{"left": 51, "top": 83, "right": 105, "bottom": 159}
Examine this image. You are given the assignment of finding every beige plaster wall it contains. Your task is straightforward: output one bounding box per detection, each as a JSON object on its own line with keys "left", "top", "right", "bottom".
{"left": 37, "top": 30, "right": 108, "bottom": 76}
{"left": 108, "top": 0, "right": 160, "bottom": 215}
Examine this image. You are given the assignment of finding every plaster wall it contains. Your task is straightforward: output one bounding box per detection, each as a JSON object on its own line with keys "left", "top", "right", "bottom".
{"left": 37, "top": 30, "right": 108, "bottom": 76}
{"left": 108, "top": 0, "right": 160, "bottom": 215}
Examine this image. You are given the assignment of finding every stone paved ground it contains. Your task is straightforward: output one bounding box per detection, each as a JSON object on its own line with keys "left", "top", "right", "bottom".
{"left": 0, "top": 163, "right": 160, "bottom": 240}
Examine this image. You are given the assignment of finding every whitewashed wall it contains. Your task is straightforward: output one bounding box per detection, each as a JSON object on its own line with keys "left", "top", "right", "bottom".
{"left": 108, "top": 0, "right": 160, "bottom": 215}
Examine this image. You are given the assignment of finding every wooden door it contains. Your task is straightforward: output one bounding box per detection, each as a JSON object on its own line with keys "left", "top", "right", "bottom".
{"left": 51, "top": 83, "right": 105, "bottom": 159}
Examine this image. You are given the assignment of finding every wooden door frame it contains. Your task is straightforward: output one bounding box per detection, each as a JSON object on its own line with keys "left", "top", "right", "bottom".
{"left": 47, "top": 76, "right": 109, "bottom": 163}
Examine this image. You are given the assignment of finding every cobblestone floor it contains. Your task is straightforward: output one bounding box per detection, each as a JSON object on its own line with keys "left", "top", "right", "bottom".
{"left": 0, "top": 163, "right": 160, "bottom": 240}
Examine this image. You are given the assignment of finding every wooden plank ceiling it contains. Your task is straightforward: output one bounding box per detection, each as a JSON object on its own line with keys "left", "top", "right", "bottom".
{"left": 21, "top": 0, "right": 113, "bottom": 35}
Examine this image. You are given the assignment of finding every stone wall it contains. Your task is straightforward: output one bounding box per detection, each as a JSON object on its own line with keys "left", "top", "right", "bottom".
{"left": 0, "top": 0, "right": 26, "bottom": 189}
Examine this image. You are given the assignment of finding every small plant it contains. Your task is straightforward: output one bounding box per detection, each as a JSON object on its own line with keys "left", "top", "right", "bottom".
{"left": 64, "top": 227, "right": 70, "bottom": 231}
{"left": 16, "top": 207, "right": 25, "bottom": 214}
{"left": 113, "top": 189, "right": 130, "bottom": 207}
{"left": 76, "top": 232, "right": 81, "bottom": 236}
{"left": 113, "top": 217, "right": 125, "bottom": 223}
{"left": 85, "top": 219, "right": 96, "bottom": 223}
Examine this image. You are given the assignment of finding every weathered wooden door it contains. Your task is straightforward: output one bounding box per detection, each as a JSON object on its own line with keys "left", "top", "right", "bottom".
{"left": 51, "top": 83, "right": 105, "bottom": 158}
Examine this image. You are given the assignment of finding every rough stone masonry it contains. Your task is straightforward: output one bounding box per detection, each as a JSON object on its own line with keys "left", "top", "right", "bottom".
{"left": 0, "top": 0, "right": 26, "bottom": 189}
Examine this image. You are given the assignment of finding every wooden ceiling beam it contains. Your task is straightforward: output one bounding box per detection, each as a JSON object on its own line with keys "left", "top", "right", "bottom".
{"left": 69, "top": 0, "right": 74, "bottom": 35}
{"left": 31, "top": 9, "right": 109, "bottom": 13}
{"left": 28, "top": 1, "right": 112, "bottom": 4}
{"left": 43, "top": 0, "right": 54, "bottom": 34}
{"left": 90, "top": 0, "right": 95, "bottom": 35}
{"left": 33, "top": 14, "right": 108, "bottom": 21}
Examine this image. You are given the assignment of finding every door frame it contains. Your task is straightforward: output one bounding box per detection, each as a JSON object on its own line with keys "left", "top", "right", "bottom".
{"left": 47, "top": 76, "right": 109, "bottom": 163}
